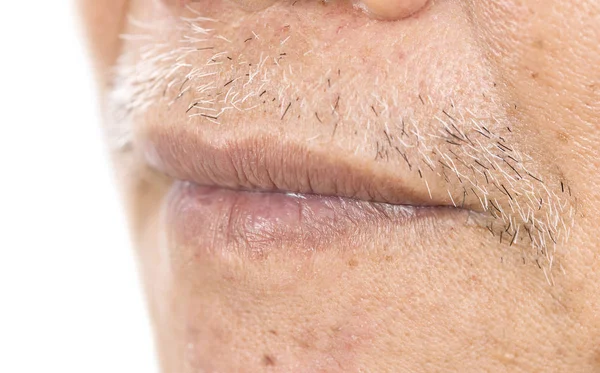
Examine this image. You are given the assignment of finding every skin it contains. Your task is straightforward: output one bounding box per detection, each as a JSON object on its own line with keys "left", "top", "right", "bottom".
{"left": 79, "top": 0, "right": 600, "bottom": 372}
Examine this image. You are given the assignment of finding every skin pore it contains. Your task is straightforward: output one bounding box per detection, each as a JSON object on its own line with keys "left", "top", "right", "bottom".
{"left": 79, "top": 0, "right": 600, "bottom": 372}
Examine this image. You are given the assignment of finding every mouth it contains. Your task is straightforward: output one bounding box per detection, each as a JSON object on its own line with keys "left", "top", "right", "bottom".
{"left": 146, "top": 128, "right": 476, "bottom": 259}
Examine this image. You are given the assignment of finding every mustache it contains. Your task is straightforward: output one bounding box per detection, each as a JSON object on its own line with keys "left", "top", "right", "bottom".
{"left": 107, "top": 2, "right": 576, "bottom": 269}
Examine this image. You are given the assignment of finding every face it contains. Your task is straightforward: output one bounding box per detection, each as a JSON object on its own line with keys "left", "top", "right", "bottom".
{"left": 79, "top": 0, "right": 600, "bottom": 371}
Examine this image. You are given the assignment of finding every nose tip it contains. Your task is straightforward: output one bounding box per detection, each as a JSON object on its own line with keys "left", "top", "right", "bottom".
{"left": 353, "top": 0, "right": 428, "bottom": 20}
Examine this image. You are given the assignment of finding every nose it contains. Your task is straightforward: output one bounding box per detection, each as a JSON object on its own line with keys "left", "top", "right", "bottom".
{"left": 355, "top": 0, "right": 428, "bottom": 20}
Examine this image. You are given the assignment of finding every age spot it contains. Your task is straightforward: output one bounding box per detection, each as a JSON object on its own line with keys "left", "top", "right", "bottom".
{"left": 556, "top": 131, "right": 570, "bottom": 144}
{"left": 263, "top": 354, "right": 276, "bottom": 366}
{"left": 532, "top": 39, "right": 545, "bottom": 50}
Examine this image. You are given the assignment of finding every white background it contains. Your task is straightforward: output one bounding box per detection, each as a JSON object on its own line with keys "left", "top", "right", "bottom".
{"left": 0, "top": 1, "right": 157, "bottom": 372}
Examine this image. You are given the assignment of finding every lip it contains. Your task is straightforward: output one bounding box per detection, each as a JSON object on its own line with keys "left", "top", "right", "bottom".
{"left": 143, "top": 127, "right": 446, "bottom": 207}
{"left": 146, "top": 127, "right": 474, "bottom": 259}
{"left": 163, "top": 182, "right": 440, "bottom": 259}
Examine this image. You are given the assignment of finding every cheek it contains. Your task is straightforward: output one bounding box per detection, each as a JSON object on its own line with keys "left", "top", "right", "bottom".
{"left": 468, "top": 0, "right": 600, "bottom": 102}
{"left": 466, "top": 0, "right": 600, "bottom": 177}
{"left": 468, "top": 0, "right": 599, "bottom": 81}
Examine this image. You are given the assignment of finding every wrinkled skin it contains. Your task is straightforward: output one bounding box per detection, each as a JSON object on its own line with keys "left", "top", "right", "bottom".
{"left": 79, "top": 0, "right": 600, "bottom": 372}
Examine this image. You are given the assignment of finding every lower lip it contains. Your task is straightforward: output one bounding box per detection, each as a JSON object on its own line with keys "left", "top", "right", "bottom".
{"left": 162, "top": 182, "right": 424, "bottom": 260}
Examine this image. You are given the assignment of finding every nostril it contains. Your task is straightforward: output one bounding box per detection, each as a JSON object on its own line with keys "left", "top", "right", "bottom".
{"left": 353, "top": 0, "right": 428, "bottom": 20}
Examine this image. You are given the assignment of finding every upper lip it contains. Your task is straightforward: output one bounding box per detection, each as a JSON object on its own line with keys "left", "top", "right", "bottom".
{"left": 141, "top": 124, "right": 455, "bottom": 208}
